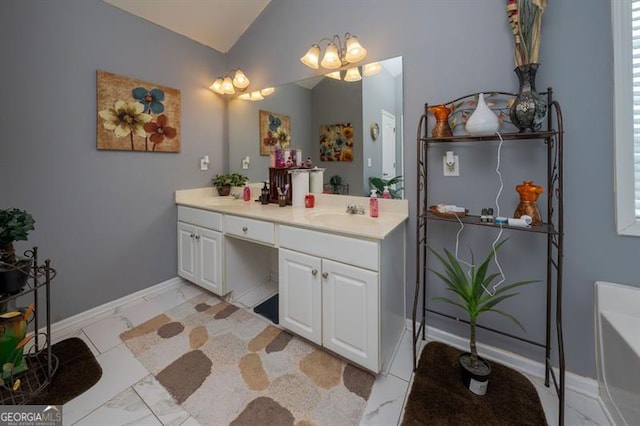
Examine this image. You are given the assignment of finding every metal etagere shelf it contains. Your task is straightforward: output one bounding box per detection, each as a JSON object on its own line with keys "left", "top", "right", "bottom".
{"left": 0, "top": 247, "right": 59, "bottom": 405}
{"left": 412, "top": 88, "right": 565, "bottom": 425}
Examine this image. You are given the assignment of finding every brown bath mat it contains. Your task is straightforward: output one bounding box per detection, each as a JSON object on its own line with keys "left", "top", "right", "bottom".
{"left": 402, "top": 341, "right": 547, "bottom": 425}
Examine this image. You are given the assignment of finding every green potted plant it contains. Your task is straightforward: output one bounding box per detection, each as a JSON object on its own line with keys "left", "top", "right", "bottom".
{"left": 0, "top": 208, "right": 36, "bottom": 296}
{"left": 369, "top": 175, "right": 403, "bottom": 199}
{"left": 212, "top": 173, "right": 248, "bottom": 196}
{"left": 429, "top": 239, "right": 537, "bottom": 395}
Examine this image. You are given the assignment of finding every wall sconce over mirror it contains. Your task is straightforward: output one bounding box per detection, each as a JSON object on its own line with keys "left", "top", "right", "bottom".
{"left": 238, "top": 87, "right": 275, "bottom": 101}
{"left": 301, "top": 33, "right": 367, "bottom": 70}
{"left": 209, "top": 69, "right": 251, "bottom": 95}
{"left": 323, "top": 61, "right": 380, "bottom": 82}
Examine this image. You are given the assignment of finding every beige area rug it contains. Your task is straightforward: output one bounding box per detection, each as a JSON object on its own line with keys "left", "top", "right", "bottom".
{"left": 120, "top": 293, "right": 376, "bottom": 425}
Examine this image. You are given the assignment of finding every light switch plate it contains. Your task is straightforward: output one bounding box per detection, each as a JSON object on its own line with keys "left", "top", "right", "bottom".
{"left": 242, "top": 156, "right": 250, "bottom": 169}
{"left": 200, "top": 159, "right": 209, "bottom": 171}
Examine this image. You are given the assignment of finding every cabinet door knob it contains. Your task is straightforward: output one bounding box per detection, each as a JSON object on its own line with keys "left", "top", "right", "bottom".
{"left": 322, "top": 272, "right": 328, "bottom": 279}
{"left": 195, "top": 235, "right": 200, "bottom": 240}
{"left": 190, "top": 233, "right": 195, "bottom": 238}
{"left": 311, "top": 269, "right": 318, "bottom": 276}
{"left": 242, "top": 226, "right": 248, "bottom": 232}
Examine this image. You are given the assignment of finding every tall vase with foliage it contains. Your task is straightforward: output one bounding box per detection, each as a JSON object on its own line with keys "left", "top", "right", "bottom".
{"left": 506, "top": 0, "right": 548, "bottom": 132}
{"left": 429, "top": 239, "right": 538, "bottom": 395}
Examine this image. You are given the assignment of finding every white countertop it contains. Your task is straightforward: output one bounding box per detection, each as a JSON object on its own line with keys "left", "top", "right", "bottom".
{"left": 175, "top": 187, "right": 408, "bottom": 240}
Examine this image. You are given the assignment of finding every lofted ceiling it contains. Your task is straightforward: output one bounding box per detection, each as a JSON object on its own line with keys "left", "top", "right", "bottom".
{"left": 102, "top": 0, "right": 270, "bottom": 53}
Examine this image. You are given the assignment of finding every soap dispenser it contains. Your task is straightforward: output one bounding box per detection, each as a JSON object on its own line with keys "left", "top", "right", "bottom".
{"left": 369, "top": 189, "right": 379, "bottom": 218}
{"left": 382, "top": 186, "right": 391, "bottom": 199}
{"left": 261, "top": 181, "right": 270, "bottom": 204}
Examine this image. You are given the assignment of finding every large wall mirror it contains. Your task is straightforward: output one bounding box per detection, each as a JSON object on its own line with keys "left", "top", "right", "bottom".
{"left": 228, "top": 56, "right": 403, "bottom": 198}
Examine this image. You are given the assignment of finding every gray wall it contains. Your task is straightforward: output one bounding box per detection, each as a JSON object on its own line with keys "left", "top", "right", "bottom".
{"left": 228, "top": 83, "right": 313, "bottom": 183}
{"left": 311, "top": 78, "right": 363, "bottom": 193}
{"left": 229, "top": 0, "right": 635, "bottom": 378}
{"left": 362, "top": 66, "right": 399, "bottom": 195}
{"left": 0, "top": 0, "right": 227, "bottom": 321}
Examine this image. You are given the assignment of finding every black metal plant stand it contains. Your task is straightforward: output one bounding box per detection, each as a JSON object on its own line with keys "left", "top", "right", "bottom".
{"left": 0, "top": 247, "right": 59, "bottom": 405}
{"left": 411, "top": 89, "right": 565, "bottom": 425}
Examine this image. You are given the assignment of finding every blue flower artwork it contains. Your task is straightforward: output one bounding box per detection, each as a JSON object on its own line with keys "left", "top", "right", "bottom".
{"left": 132, "top": 87, "right": 165, "bottom": 114}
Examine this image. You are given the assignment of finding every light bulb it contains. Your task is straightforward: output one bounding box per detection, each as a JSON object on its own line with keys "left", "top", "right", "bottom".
{"left": 222, "top": 76, "right": 235, "bottom": 94}
{"left": 363, "top": 62, "right": 382, "bottom": 76}
{"left": 250, "top": 91, "right": 264, "bottom": 101}
{"left": 209, "top": 78, "right": 224, "bottom": 94}
{"left": 320, "top": 43, "right": 342, "bottom": 69}
{"left": 344, "top": 67, "right": 362, "bottom": 82}
{"left": 232, "top": 69, "right": 250, "bottom": 89}
{"left": 300, "top": 45, "right": 320, "bottom": 69}
{"left": 344, "top": 35, "right": 367, "bottom": 63}
{"left": 325, "top": 71, "right": 341, "bottom": 80}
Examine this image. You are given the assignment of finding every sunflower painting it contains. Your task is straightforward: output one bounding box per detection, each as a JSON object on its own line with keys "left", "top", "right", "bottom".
{"left": 319, "top": 123, "right": 354, "bottom": 162}
{"left": 259, "top": 110, "right": 291, "bottom": 155}
{"left": 97, "top": 70, "right": 181, "bottom": 152}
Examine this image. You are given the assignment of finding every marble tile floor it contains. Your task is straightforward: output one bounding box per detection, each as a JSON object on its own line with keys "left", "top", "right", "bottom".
{"left": 55, "top": 280, "right": 610, "bottom": 426}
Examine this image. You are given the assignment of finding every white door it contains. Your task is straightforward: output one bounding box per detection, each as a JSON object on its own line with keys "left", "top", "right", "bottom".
{"left": 381, "top": 110, "right": 396, "bottom": 179}
{"left": 177, "top": 222, "right": 197, "bottom": 283}
{"left": 198, "top": 228, "right": 222, "bottom": 294}
{"left": 279, "top": 248, "right": 322, "bottom": 345}
{"left": 322, "top": 259, "right": 379, "bottom": 371}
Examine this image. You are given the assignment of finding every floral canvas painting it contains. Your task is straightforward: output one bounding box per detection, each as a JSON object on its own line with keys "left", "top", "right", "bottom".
{"left": 259, "top": 110, "right": 291, "bottom": 155}
{"left": 97, "top": 70, "right": 181, "bottom": 152}
{"left": 319, "top": 123, "right": 354, "bottom": 162}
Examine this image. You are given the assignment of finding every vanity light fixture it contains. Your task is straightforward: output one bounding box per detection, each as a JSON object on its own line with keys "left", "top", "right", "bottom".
{"left": 300, "top": 33, "right": 367, "bottom": 70}
{"left": 325, "top": 71, "right": 342, "bottom": 80}
{"left": 363, "top": 62, "right": 382, "bottom": 76}
{"left": 343, "top": 67, "right": 362, "bottom": 82}
{"left": 238, "top": 87, "right": 275, "bottom": 101}
{"left": 209, "top": 69, "right": 251, "bottom": 95}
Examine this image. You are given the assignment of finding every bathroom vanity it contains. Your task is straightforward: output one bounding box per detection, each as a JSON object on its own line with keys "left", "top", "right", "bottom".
{"left": 175, "top": 188, "right": 408, "bottom": 373}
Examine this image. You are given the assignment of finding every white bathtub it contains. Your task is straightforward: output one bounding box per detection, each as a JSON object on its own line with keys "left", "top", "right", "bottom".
{"left": 595, "top": 281, "right": 640, "bottom": 426}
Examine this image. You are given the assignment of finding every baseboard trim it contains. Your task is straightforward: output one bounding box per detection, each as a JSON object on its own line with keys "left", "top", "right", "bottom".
{"left": 50, "top": 277, "right": 184, "bottom": 337}
{"left": 406, "top": 319, "right": 600, "bottom": 399}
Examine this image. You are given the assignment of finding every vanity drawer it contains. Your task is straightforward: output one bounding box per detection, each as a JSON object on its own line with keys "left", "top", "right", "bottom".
{"left": 225, "top": 215, "right": 275, "bottom": 245}
{"left": 178, "top": 206, "right": 222, "bottom": 231}
{"left": 279, "top": 225, "right": 379, "bottom": 271}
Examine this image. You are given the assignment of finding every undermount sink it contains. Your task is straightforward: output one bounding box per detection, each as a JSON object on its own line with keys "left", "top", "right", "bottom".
{"left": 306, "top": 212, "right": 378, "bottom": 226}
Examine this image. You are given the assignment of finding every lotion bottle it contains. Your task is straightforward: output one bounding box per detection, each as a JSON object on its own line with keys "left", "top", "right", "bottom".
{"left": 369, "top": 189, "right": 379, "bottom": 218}
{"left": 382, "top": 186, "right": 391, "bottom": 199}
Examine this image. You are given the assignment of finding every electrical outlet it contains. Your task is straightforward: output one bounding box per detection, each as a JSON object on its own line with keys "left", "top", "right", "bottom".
{"left": 443, "top": 155, "right": 459, "bottom": 176}
{"left": 367, "top": 158, "right": 372, "bottom": 167}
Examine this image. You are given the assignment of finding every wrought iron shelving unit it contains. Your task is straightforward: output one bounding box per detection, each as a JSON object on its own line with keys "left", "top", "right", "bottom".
{"left": 412, "top": 89, "right": 565, "bottom": 425}
{"left": 0, "top": 247, "right": 58, "bottom": 405}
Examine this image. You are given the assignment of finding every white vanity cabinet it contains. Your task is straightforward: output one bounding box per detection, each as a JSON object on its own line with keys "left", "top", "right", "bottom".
{"left": 279, "top": 225, "right": 401, "bottom": 373}
{"left": 177, "top": 207, "right": 223, "bottom": 295}
{"left": 279, "top": 248, "right": 378, "bottom": 371}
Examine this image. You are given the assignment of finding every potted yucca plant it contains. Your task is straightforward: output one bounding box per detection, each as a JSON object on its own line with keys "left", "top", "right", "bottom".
{"left": 0, "top": 209, "right": 36, "bottom": 296}
{"left": 429, "top": 239, "right": 538, "bottom": 395}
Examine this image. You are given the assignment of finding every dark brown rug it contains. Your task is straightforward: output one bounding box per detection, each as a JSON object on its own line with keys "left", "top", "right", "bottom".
{"left": 402, "top": 342, "right": 547, "bottom": 426}
{"left": 0, "top": 337, "right": 102, "bottom": 405}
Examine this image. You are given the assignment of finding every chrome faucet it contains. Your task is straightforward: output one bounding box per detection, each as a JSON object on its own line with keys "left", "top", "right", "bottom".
{"left": 346, "top": 204, "right": 365, "bottom": 214}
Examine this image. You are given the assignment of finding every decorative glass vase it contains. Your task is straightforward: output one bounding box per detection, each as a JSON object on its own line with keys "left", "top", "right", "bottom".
{"left": 428, "top": 105, "right": 453, "bottom": 138}
{"left": 509, "top": 63, "right": 547, "bottom": 132}
{"left": 514, "top": 180, "right": 544, "bottom": 226}
{"left": 465, "top": 93, "right": 500, "bottom": 136}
